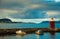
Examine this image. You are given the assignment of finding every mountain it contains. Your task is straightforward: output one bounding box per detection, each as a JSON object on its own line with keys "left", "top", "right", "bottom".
{"left": 0, "top": 18, "right": 60, "bottom": 23}
{"left": 0, "top": 18, "right": 23, "bottom": 23}
{"left": 0, "top": 18, "right": 12, "bottom": 23}
{"left": 0, "top": 18, "right": 34, "bottom": 23}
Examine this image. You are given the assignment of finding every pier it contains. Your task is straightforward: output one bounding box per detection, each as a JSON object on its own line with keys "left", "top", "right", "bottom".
{"left": 0, "top": 28, "right": 60, "bottom": 35}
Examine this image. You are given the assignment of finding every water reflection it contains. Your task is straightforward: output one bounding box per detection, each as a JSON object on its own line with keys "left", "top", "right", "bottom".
{"left": 0, "top": 32, "right": 60, "bottom": 39}
{"left": 36, "top": 35, "right": 40, "bottom": 39}
{"left": 36, "top": 34, "right": 43, "bottom": 39}
{"left": 0, "top": 35, "right": 5, "bottom": 39}
{"left": 36, "top": 32, "right": 55, "bottom": 39}
{"left": 50, "top": 32, "right": 55, "bottom": 39}
{"left": 16, "top": 35, "right": 23, "bottom": 39}
{"left": 16, "top": 35, "right": 25, "bottom": 37}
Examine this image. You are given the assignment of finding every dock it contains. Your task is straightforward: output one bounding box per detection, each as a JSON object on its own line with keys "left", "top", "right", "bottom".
{"left": 0, "top": 28, "right": 60, "bottom": 35}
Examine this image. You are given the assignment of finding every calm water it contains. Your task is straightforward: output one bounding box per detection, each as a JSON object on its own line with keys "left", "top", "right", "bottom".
{"left": 0, "top": 23, "right": 60, "bottom": 29}
{"left": 0, "top": 33, "right": 60, "bottom": 39}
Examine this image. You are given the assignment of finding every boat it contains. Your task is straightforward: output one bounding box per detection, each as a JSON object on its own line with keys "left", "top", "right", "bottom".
{"left": 35, "top": 30, "right": 44, "bottom": 35}
{"left": 16, "top": 30, "right": 26, "bottom": 35}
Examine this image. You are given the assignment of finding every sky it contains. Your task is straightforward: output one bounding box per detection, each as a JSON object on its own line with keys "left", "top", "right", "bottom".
{"left": 0, "top": 0, "right": 60, "bottom": 19}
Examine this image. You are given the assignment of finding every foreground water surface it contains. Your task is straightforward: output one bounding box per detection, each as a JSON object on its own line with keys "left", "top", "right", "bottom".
{"left": 0, "top": 33, "right": 60, "bottom": 39}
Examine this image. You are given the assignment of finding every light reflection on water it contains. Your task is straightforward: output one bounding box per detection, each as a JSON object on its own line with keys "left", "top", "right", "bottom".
{"left": 50, "top": 32, "right": 55, "bottom": 39}
{"left": 36, "top": 35, "right": 40, "bottom": 39}
{"left": 0, "top": 33, "right": 60, "bottom": 39}
{"left": 50, "top": 34, "right": 55, "bottom": 39}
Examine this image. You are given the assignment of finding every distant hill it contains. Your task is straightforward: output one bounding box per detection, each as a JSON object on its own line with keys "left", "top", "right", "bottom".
{"left": 0, "top": 18, "right": 26, "bottom": 23}
{"left": 0, "top": 18, "right": 38, "bottom": 24}
{"left": 0, "top": 18, "right": 12, "bottom": 23}
{"left": 0, "top": 18, "right": 60, "bottom": 23}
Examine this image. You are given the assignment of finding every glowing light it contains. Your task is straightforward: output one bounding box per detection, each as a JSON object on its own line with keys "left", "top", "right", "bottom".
{"left": 16, "top": 30, "right": 22, "bottom": 33}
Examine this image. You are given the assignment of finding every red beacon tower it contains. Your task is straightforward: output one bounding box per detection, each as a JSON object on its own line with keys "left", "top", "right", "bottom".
{"left": 50, "top": 18, "right": 55, "bottom": 30}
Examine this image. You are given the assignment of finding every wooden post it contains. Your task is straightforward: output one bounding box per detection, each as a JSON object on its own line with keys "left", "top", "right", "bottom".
{"left": 50, "top": 18, "right": 55, "bottom": 30}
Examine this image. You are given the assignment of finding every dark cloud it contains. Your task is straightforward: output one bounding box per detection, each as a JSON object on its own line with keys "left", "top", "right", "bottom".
{"left": 0, "top": 0, "right": 60, "bottom": 11}
{"left": 10, "top": 9, "right": 46, "bottom": 19}
{"left": 40, "top": 2, "right": 60, "bottom": 11}
{"left": 0, "top": 0, "right": 60, "bottom": 18}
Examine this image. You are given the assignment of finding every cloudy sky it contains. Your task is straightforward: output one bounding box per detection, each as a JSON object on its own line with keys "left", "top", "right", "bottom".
{"left": 0, "top": 0, "right": 60, "bottom": 19}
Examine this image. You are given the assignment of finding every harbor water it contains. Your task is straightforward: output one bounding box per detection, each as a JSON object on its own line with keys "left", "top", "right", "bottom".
{"left": 0, "top": 33, "right": 60, "bottom": 39}
{"left": 0, "top": 22, "right": 60, "bottom": 29}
